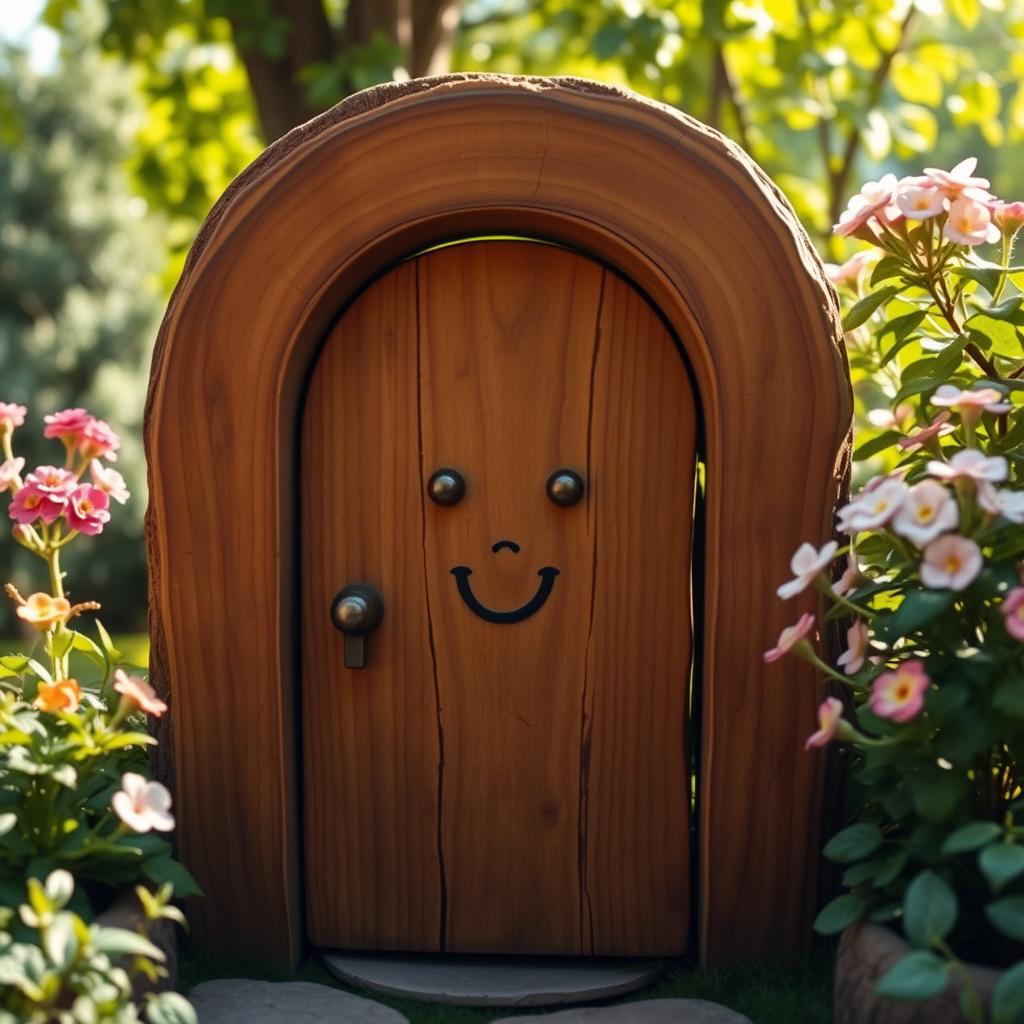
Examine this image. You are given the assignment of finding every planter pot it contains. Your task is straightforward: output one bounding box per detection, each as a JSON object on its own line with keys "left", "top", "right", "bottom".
{"left": 97, "top": 888, "right": 179, "bottom": 999}
{"left": 835, "top": 922, "right": 1002, "bottom": 1024}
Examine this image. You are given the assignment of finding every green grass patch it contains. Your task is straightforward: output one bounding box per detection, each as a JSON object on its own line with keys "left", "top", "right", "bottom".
{"left": 179, "top": 946, "right": 834, "bottom": 1023}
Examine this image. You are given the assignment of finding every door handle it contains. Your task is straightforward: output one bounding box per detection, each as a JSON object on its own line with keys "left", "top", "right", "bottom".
{"left": 330, "top": 583, "right": 384, "bottom": 669}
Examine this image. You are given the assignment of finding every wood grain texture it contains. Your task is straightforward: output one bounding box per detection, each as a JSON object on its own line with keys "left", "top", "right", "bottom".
{"left": 145, "top": 74, "right": 851, "bottom": 965}
{"left": 303, "top": 240, "right": 692, "bottom": 955}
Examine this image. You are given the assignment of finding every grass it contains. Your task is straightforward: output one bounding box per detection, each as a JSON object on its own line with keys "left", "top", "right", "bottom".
{"left": 179, "top": 946, "right": 835, "bottom": 1023}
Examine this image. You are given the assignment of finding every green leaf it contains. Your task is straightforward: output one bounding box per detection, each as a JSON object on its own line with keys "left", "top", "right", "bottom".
{"left": 987, "top": 897, "right": 1024, "bottom": 941}
{"left": 871, "top": 256, "right": 908, "bottom": 287}
{"left": 875, "top": 590, "right": 955, "bottom": 642}
{"left": 142, "top": 854, "right": 203, "bottom": 900}
{"left": 993, "top": 960, "right": 1024, "bottom": 1023}
{"left": 843, "top": 286, "right": 901, "bottom": 330}
{"left": 146, "top": 991, "right": 198, "bottom": 1024}
{"left": 980, "top": 844, "right": 1024, "bottom": 892}
{"left": 813, "top": 892, "right": 866, "bottom": 935}
{"left": 94, "top": 620, "right": 122, "bottom": 664}
{"left": 994, "top": 682, "right": 1024, "bottom": 719}
{"left": 876, "top": 950, "right": 950, "bottom": 1000}
{"left": 903, "top": 871, "right": 957, "bottom": 947}
{"left": 854, "top": 430, "right": 901, "bottom": 461}
{"left": 942, "top": 822, "right": 1003, "bottom": 855}
{"left": 911, "top": 769, "right": 963, "bottom": 823}
{"left": 824, "top": 823, "right": 884, "bottom": 863}
{"left": 90, "top": 926, "right": 164, "bottom": 960}
{"left": 43, "top": 911, "right": 79, "bottom": 969}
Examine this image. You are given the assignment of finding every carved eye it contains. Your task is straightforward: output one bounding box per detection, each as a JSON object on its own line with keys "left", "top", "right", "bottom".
{"left": 427, "top": 468, "right": 466, "bottom": 506}
{"left": 546, "top": 469, "right": 585, "bottom": 507}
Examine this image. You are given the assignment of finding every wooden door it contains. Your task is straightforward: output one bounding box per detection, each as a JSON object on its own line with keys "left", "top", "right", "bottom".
{"left": 301, "top": 240, "right": 696, "bottom": 956}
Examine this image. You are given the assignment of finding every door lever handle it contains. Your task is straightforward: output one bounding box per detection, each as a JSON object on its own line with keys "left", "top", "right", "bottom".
{"left": 330, "top": 583, "right": 384, "bottom": 669}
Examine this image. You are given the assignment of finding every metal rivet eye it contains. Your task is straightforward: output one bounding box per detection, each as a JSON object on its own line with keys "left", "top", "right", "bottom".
{"left": 546, "top": 469, "right": 585, "bottom": 507}
{"left": 427, "top": 468, "right": 466, "bottom": 507}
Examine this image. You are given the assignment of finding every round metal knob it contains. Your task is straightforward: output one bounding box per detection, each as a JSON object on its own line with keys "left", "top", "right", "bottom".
{"left": 330, "top": 584, "right": 384, "bottom": 635}
{"left": 427, "top": 468, "right": 466, "bottom": 507}
{"left": 546, "top": 469, "right": 585, "bottom": 507}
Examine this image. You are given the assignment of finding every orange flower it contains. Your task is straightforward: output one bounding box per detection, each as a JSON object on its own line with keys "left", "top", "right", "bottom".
{"left": 34, "top": 678, "right": 82, "bottom": 714}
{"left": 16, "top": 592, "right": 71, "bottom": 631}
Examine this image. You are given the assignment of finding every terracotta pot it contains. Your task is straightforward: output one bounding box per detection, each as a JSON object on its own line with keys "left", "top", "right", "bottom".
{"left": 96, "top": 888, "right": 179, "bottom": 999}
{"left": 835, "top": 922, "right": 1002, "bottom": 1024}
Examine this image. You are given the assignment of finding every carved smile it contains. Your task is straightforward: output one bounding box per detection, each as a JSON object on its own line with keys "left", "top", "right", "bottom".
{"left": 450, "top": 566, "right": 560, "bottom": 624}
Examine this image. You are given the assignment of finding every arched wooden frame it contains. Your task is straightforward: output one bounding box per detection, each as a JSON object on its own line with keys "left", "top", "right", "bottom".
{"left": 145, "top": 75, "right": 851, "bottom": 966}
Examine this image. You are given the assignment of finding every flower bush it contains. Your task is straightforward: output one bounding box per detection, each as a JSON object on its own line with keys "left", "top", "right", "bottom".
{"left": 776, "top": 159, "right": 1024, "bottom": 1022}
{"left": 0, "top": 406, "right": 196, "bottom": 1023}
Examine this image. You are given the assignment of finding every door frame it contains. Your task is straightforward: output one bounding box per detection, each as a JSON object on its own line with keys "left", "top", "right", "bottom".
{"left": 145, "top": 74, "right": 852, "bottom": 966}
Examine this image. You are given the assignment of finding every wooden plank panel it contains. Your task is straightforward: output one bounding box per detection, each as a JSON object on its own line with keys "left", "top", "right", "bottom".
{"left": 583, "top": 273, "right": 695, "bottom": 954}
{"left": 301, "top": 261, "right": 442, "bottom": 950}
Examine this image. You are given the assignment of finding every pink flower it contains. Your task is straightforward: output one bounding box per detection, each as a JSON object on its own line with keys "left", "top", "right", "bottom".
{"left": 9, "top": 485, "right": 45, "bottom": 525}
{"left": 920, "top": 534, "right": 983, "bottom": 591}
{"left": 112, "top": 772, "right": 174, "bottom": 833}
{"left": 805, "top": 697, "right": 845, "bottom": 750}
{"left": 897, "top": 412, "right": 955, "bottom": 451}
{"left": 867, "top": 403, "right": 914, "bottom": 430}
{"left": 777, "top": 540, "right": 838, "bottom": 599}
{"left": 923, "top": 157, "right": 990, "bottom": 197}
{"left": 89, "top": 460, "right": 129, "bottom": 504}
{"left": 837, "top": 620, "right": 869, "bottom": 675}
{"left": 931, "top": 384, "right": 1011, "bottom": 417}
{"left": 77, "top": 418, "right": 120, "bottom": 462}
{"left": 11, "top": 467, "right": 77, "bottom": 525}
{"left": 1002, "top": 588, "right": 1024, "bottom": 642}
{"left": 0, "top": 403, "right": 27, "bottom": 433}
{"left": 113, "top": 669, "right": 167, "bottom": 717}
{"left": 928, "top": 449, "right": 1008, "bottom": 484}
{"left": 944, "top": 196, "right": 1000, "bottom": 246}
{"left": 897, "top": 183, "right": 946, "bottom": 220}
{"left": 43, "top": 408, "right": 92, "bottom": 442}
{"left": 978, "top": 483, "right": 1024, "bottom": 524}
{"left": 837, "top": 478, "right": 908, "bottom": 534}
{"left": 824, "top": 251, "right": 876, "bottom": 287}
{"left": 870, "top": 660, "right": 930, "bottom": 722}
{"left": 834, "top": 551, "right": 865, "bottom": 597}
{"left": 0, "top": 457, "right": 24, "bottom": 492}
{"left": 764, "top": 612, "right": 816, "bottom": 663}
{"left": 834, "top": 174, "right": 899, "bottom": 237}
{"left": 993, "top": 201, "right": 1024, "bottom": 235}
{"left": 65, "top": 485, "right": 111, "bottom": 536}
{"left": 892, "top": 480, "right": 959, "bottom": 546}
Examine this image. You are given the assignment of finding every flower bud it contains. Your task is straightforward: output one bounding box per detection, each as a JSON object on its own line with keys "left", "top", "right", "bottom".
{"left": 994, "top": 201, "right": 1024, "bottom": 240}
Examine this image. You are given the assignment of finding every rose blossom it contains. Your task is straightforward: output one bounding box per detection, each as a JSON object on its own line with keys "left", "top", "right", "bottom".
{"left": 923, "top": 157, "right": 990, "bottom": 197}
{"left": 764, "top": 612, "right": 816, "bottom": 663}
{"left": 113, "top": 669, "right": 167, "bottom": 717}
{"left": 897, "top": 412, "right": 955, "bottom": 452}
{"left": 0, "top": 403, "right": 26, "bottom": 433}
{"left": 920, "top": 534, "right": 983, "bottom": 591}
{"left": 34, "top": 678, "right": 82, "bottom": 715}
{"left": 0, "top": 457, "right": 24, "bottom": 492}
{"left": 928, "top": 449, "right": 1008, "bottom": 484}
{"left": 837, "top": 620, "right": 869, "bottom": 675}
{"left": 1002, "top": 588, "right": 1024, "bottom": 642}
{"left": 978, "top": 483, "right": 1024, "bottom": 524}
{"left": 824, "top": 251, "right": 875, "bottom": 287}
{"left": 43, "top": 408, "right": 92, "bottom": 443}
{"left": 16, "top": 593, "right": 71, "bottom": 631}
{"left": 944, "top": 195, "right": 1000, "bottom": 246}
{"left": 78, "top": 418, "right": 120, "bottom": 462}
{"left": 89, "top": 460, "right": 130, "bottom": 504}
{"left": 837, "top": 477, "right": 908, "bottom": 534}
{"left": 777, "top": 540, "right": 838, "bottom": 599}
{"left": 892, "top": 480, "right": 958, "bottom": 546}
{"left": 65, "top": 485, "right": 111, "bottom": 536}
{"left": 833, "top": 174, "right": 899, "bottom": 237}
{"left": 897, "top": 183, "right": 946, "bottom": 220}
{"left": 805, "top": 697, "right": 845, "bottom": 750}
{"left": 870, "top": 660, "right": 930, "bottom": 722}
{"left": 112, "top": 773, "right": 174, "bottom": 833}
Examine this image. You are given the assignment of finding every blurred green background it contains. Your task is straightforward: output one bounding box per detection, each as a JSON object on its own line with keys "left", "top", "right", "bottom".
{"left": 1, "top": 0, "right": 1022, "bottom": 638}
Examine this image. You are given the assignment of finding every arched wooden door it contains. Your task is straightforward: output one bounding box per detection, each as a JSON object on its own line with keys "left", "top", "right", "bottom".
{"left": 300, "top": 239, "right": 696, "bottom": 956}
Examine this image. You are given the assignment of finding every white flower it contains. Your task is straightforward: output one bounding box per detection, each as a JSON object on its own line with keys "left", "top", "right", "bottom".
{"left": 920, "top": 535, "right": 983, "bottom": 591}
{"left": 834, "top": 551, "right": 864, "bottom": 597}
{"left": 923, "top": 157, "right": 990, "bottom": 197}
{"left": 837, "top": 478, "right": 909, "bottom": 534}
{"left": 896, "top": 183, "right": 946, "bottom": 220}
{"left": 837, "top": 619, "right": 869, "bottom": 675}
{"left": 944, "top": 196, "right": 1000, "bottom": 246}
{"left": 892, "top": 480, "right": 959, "bottom": 546}
{"left": 931, "top": 385, "right": 1011, "bottom": 415}
{"left": 112, "top": 772, "right": 174, "bottom": 833}
{"left": 0, "top": 457, "right": 24, "bottom": 492}
{"left": 89, "top": 460, "right": 130, "bottom": 504}
{"left": 978, "top": 483, "right": 1024, "bottom": 524}
{"left": 777, "top": 540, "right": 838, "bottom": 599}
{"left": 928, "top": 449, "right": 1008, "bottom": 483}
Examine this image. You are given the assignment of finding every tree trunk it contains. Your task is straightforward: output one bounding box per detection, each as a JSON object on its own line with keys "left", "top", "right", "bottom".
{"left": 233, "top": 0, "right": 463, "bottom": 143}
